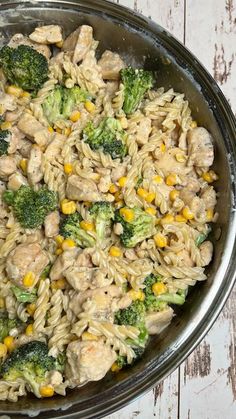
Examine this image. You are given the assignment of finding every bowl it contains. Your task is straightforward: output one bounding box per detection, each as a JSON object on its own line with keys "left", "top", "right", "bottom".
{"left": 1, "top": 1, "right": 236, "bottom": 418}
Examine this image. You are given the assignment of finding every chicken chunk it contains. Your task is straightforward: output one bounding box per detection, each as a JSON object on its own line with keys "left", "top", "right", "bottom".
{"left": 44, "top": 211, "right": 60, "bottom": 238}
{"left": 66, "top": 175, "right": 101, "bottom": 202}
{"left": 200, "top": 186, "right": 217, "bottom": 209}
{"left": 66, "top": 339, "right": 116, "bottom": 386}
{"left": 44, "top": 133, "right": 65, "bottom": 161}
{"left": 136, "top": 117, "right": 152, "bottom": 145}
{"left": 50, "top": 248, "right": 80, "bottom": 281}
{"left": 0, "top": 92, "right": 17, "bottom": 112}
{"left": 27, "top": 145, "right": 43, "bottom": 185}
{"left": 29, "top": 25, "right": 63, "bottom": 45}
{"left": 145, "top": 307, "right": 174, "bottom": 335}
{"left": 8, "top": 171, "right": 28, "bottom": 191}
{"left": 187, "top": 127, "right": 214, "bottom": 169}
{"left": 6, "top": 243, "right": 49, "bottom": 287}
{"left": 0, "top": 156, "right": 16, "bottom": 179}
{"left": 17, "top": 113, "right": 49, "bottom": 147}
{"left": 62, "top": 25, "right": 93, "bottom": 64}
{"left": 64, "top": 266, "right": 95, "bottom": 292}
{"left": 98, "top": 50, "right": 125, "bottom": 80}
{"left": 8, "top": 126, "right": 24, "bottom": 154}
{"left": 199, "top": 241, "right": 213, "bottom": 266}
{"left": 8, "top": 33, "right": 51, "bottom": 60}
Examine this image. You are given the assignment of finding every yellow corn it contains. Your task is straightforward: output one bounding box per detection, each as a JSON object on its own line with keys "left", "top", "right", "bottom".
{"left": 146, "top": 192, "right": 156, "bottom": 203}
{"left": 69, "top": 111, "right": 81, "bottom": 122}
{"left": 111, "top": 362, "right": 121, "bottom": 372}
{"left": 56, "top": 127, "right": 62, "bottom": 134}
{"left": 118, "top": 177, "right": 127, "bottom": 188}
{"left": 0, "top": 343, "right": 7, "bottom": 358}
{"left": 175, "top": 153, "right": 186, "bottom": 163}
{"left": 81, "top": 332, "right": 98, "bottom": 341}
{"left": 114, "top": 191, "right": 123, "bottom": 202}
{"left": 55, "top": 248, "right": 63, "bottom": 255}
{"left": 48, "top": 126, "right": 54, "bottom": 133}
{"left": 109, "top": 246, "right": 122, "bottom": 257}
{"left": 3, "top": 336, "right": 14, "bottom": 352}
{"left": 64, "top": 127, "right": 72, "bottom": 136}
{"left": 119, "top": 116, "right": 128, "bottom": 129}
{"left": 85, "top": 100, "right": 95, "bottom": 113}
{"left": 39, "top": 386, "right": 54, "bottom": 398}
{"left": 182, "top": 206, "right": 194, "bottom": 220}
{"left": 25, "top": 324, "right": 33, "bottom": 336}
{"left": 137, "top": 187, "right": 148, "bottom": 199}
{"left": 23, "top": 272, "right": 35, "bottom": 288}
{"left": 0, "top": 297, "right": 5, "bottom": 309}
{"left": 166, "top": 173, "right": 178, "bottom": 186}
{"left": 1, "top": 121, "right": 11, "bottom": 130}
{"left": 80, "top": 220, "right": 95, "bottom": 231}
{"left": 60, "top": 199, "right": 77, "bottom": 215}
{"left": 152, "top": 282, "right": 167, "bottom": 295}
{"left": 109, "top": 183, "right": 118, "bottom": 194}
{"left": 62, "top": 238, "right": 76, "bottom": 250}
{"left": 175, "top": 214, "right": 187, "bottom": 223}
{"left": 160, "top": 214, "right": 174, "bottom": 224}
{"left": 145, "top": 207, "right": 157, "bottom": 216}
{"left": 56, "top": 40, "right": 63, "bottom": 48}
{"left": 20, "top": 159, "right": 27, "bottom": 174}
{"left": 191, "top": 120, "right": 197, "bottom": 128}
{"left": 52, "top": 278, "right": 67, "bottom": 290}
{"left": 119, "top": 207, "right": 134, "bottom": 222}
{"left": 55, "top": 235, "right": 64, "bottom": 246}
{"left": 26, "top": 303, "right": 36, "bottom": 317}
{"left": 127, "top": 289, "right": 145, "bottom": 301}
{"left": 160, "top": 143, "right": 166, "bottom": 152}
{"left": 64, "top": 163, "right": 73, "bottom": 175}
{"left": 154, "top": 233, "right": 167, "bottom": 248}
{"left": 6, "top": 85, "right": 22, "bottom": 97}
{"left": 206, "top": 208, "right": 214, "bottom": 222}
{"left": 202, "top": 170, "right": 218, "bottom": 183}
{"left": 169, "top": 189, "right": 179, "bottom": 201}
{"left": 21, "top": 91, "right": 31, "bottom": 98}
{"left": 153, "top": 175, "right": 163, "bottom": 184}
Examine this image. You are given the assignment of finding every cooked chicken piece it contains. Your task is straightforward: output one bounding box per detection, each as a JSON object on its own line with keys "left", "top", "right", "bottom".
{"left": 18, "top": 137, "right": 33, "bottom": 158}
{"left": 27, "top": 146, "right": 43, "bottom": 185}
{"left": 199, "top": 241, "right": 213, "bottom": 266}
{"left": 76, "top": 249, "right": 93, "bottom": 268}
{"left": 145, "top": 307, "right": 174, "bottom": 335}
{"left": 97, "top": 175, "right": 111, "bottom": 193}
{"left": 111, "top": 164, "right": 127, "bottom": 182}
{"left": 64, "top": 266, "right": 95, "bottom": 292}
{"left": 66, "top": 339, "right": 116, "bottom": 386}
{"left": 136, "top": 117, "right": 152, "bottom": 145}
{"left": 8, "top": 33, "right": 51, "bottom": 60}
{"left": 200, "top": 186, "right": 217, "bottom": 209}
{"left": 80, "top": 50, "right": 105, "bottom": 93}
{"left": 29, "top": 25, "right": 63, "bottom": 45}
{"left": 0, "top": 156, "right": 16, "bottom": 179}
{"left": 44, "top": 133, "right": 65, "bottom": 161}
{"left": 46, "top": 370, "right": 63, "bottom": 387}
{"left": 44, "top": 211, "right": 60, "bottom": 238}
{"left": 62, "top": 25, "right": 93, "bottom": 64}
{"left": 5, "top": 106, "right": 24, "bottom": 123}
{"left": 66, "top": 175, "right": 101, "bottom": 202}
{"left": 6, "top": 243, "right": 49, "bottom": 286}
{"left": 50, "top": 248, "right": 80, "bottom": 281}
{"left": 8, "top": 127, "right": 24, "bottom": 154}
{"left": 190, "top": 196, "right": 206, "bottom": 222}
{"left": 17, "top": 113, "right": 49, "bottom": 147}
{"left": 8, "top": 171, "right": 28, "bottom": 191}
{"left": 98, "top": 50, "right": 125, "bottom": 80}
{"left": 0, "top": 92, "right": 17, "bottom": 112}
{"left": 187, "top": 127, "right": 214, "bottom": 169}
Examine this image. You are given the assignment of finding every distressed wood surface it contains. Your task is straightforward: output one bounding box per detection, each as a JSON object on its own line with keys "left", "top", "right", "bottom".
{"left": 106, "top": 1, "right": 236, "bottom": 418}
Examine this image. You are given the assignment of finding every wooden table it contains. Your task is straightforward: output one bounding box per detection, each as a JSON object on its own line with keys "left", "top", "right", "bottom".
{"left": 107, "top": 1, "right": 236, "bottom": 418}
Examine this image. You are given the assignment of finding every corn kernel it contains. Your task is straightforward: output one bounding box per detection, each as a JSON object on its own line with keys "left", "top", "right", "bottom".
{"left": 118, "top": 177, "right": 127, "bottom": 188}
{"left": 109, "top": 183, "right": 118, "bottom": 194}
{"left": 109, "top": 246, "right": 122, "bottom": 257}
{"left": 145, "top": 207, "right": 157, "bottom": 216}
{"left": 202, "top": 170, "right": 218, "bottom": 183}
{"left": 0, "top": 343, "right": 7, "bottom": 357}
{"left": 169, "top": 189, "right": 180, "bottom": 201}
{"left": 127, "top": 289, "right": 145, "bottom": 301}
{"left": 152, "top": 282, "right": 167, "bottom": 295}
{"left": 182, "top": 206, "right": 194, "bottom": 220}
{"left": 0, "top": 297, "right": 5, "bottom": 309}
{"left": 64, "top": 127, "right": 72, "bottom": 136}
{"left": 175, "top": 214, "right": 187, "bottom": 223}
{"left": 175, "top": 153, "right": 186, "bottom": 163}
{"left": 53, "top": 278, "right": 67, "bottom": 290}
{"left": 111, "top": 362, "right": 121, "bottom": 372}
{"left": 160, "top": 214, "right": 174, "bottom": 224}
{"left": 25, "top": 324, "right": 33, "bottom": 336}
{"left": 80, "top": 220, "right": 95, "bottom": 231}
{"left": 166, "top": 173, "right": 178, "bottom": 186}
{"left": 1, "top": 121, "right": 11, "bottom": 130}
{"left": 56, "top": 40, "right": 63, "bottom": 48}
{"left": 23, "top": 272, "right": 35, "bottom": 288}
{"left": 119, "top": 116, "right": 128, "bottom": 129}
{"left": 21, "top": 91, "right": 31, "bottom": 98}
{"left": 206, "top": 208, "right": 214, "bottom": 222}
{"left": 114, "top": 191, "right": 123, "bottom": 202}
{"left": 39, "top": 386, "right": 54, "bottom": 398}
{"left": 60, "top": 199, "right": 77, "bottom": 215}
{"left": 153, "top": 175, "right": 163, "bottom": 184}
{"left": 160, "top": 143, "right": 166, "bottom": 152}
{"left": 146, "top": 192, "right": 156, "bottom": 203}
{"left": 55, "top": 248, "right": 63, "bottom": 255}
{"left": 62, "top": 238, "right": 76, "bottom": 250}
{"left": 81, "top": 332, "right": 98, "bottom": 341}
{"left": 48, "top": 126, "right": 54, "bottom": 133}
{"left": 3, "top": 336, "right": 14, "bottom": 352}
{"left": 154, "top": 233, "right": 167, "bottom": 248}
{"left": 56, "top": 127, "right": 62, "bottom": 134}
{"left": 119, "top": 208, "right": 134, "bottom": 222}
{"left": 55, "top": 235, "right": 64, "bottom": 246}
{"left": 26, "top": 303, "right": 36, "bottom": 317}
{"left": 20, "top": 159, "right": 27, "bottom": 174}
{"left": 137, "top": 187, "right": 148, "bottom": 199}
{"left": 64, "top": 163, "right": 73, "bottom": 175}
{"left": 85, "top": 101, "right": 95, "bottom": 113}
{"left": 191, "top": 120, "right": 197, "bottom": 128}
{"left": 69, "top": 111, "right": 81, "bottom": 122}
{"left": 6, "top": 85, "right": 22, "bottom": 97}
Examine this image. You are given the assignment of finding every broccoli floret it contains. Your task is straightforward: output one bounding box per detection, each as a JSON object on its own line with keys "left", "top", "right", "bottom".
{"left": 89, "top": 201, "right": 114, "bottom": 243}
{"left": 42, "top": 85, "right": 90, "bottom": 125}
{"left": 55, "top": 351, "right": 66, "bottom": 373}
{"left": 3, "top": 186, "right": 58, "bottom": 229}
{"left": 0, "top": 129, "right": 11, "bottom": 156}
{"left": 0, "top": 313, "right": 20, "bottom": 343}
{"left": 0, "top": 45, "right": 48, "bottom": 92}
{"left": 40, "top": 264, "right": 52, "bottom": 280}
{"left": 59, "top": 212, "right": 95, "bottom": 248}
{"left": 143, "top": 274, "right": 185, "bottom": 312}
{"left": 115, "top": 300, "right": 146, "bottom": 327}
{"left": 120, "top": 67, "right": 154, "bottom": 114}
{"left": 83, "top": 117, "right": 127, "bottom": 160}
{"left": 114, "top": 206, "right": 155, "bottom": 248}
{"left": 0, "top": 341, "right": 56, "bottom": 397}
{"left": 11, "top": 285, "right": 37, "bottom": 304}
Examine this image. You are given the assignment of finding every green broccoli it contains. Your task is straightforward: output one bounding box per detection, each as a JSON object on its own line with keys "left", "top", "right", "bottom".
{"left": 0, "top": 313, "right": 21, "bottom": 342}
{"left": 115, "top": 300, "right": 148, "bottom": 348}
{"left": 120, "top": 67, "right": 154, "bottom": 114}
{"left": 114, "top": 206, "right": 155, "bottom": 248}
{"left": 40, "top": 264, "right": 52, "bottom": 280}
{"left": 89, "top": 201, "right": 114, "bottom": 243}
{"left": 42, "top": 85, "right": 90, "bottom": 125}
{"left": 11, "top": 286, "right": 37, "bottom": 304}
{"left": 0, "top": 129, "right": 11, "bottom": 156}
{"left": 55, "top": 351, "right": 66, "bottom": 373}
{"left": 114, "top": 344, "right": 146, "bottom": 371}
{"left": 143, "top": 274, "right": 185, "bottom": 312}
{"left": 0, "top": 341, "right": 56, "bottom": 397}
{"left": 3, "top": 186, "right": 58, "bottom": 229}
{"left": 83, "top": 117, "right": 127, "bottom": 160}
{"left": 0, "top": 45, "right": 48, "bottom": 92}
{"left": 59, "top": 212, "right": 95, "bottom": 248}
